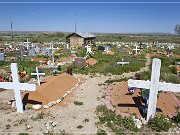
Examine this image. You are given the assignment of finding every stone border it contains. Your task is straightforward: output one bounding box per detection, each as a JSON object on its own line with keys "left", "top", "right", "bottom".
{"left": 43, "top": 77, "right": 81, "bottom": 109}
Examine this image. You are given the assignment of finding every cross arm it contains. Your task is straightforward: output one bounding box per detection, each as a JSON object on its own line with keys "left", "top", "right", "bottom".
{"left": 128, "top": 79, "right": 150, "bottom": 89}
{"left": 0, "top": 82, "right": 15, "bottom": 89}
{"left": 18, "top": 83, "right": 36, "bottom": 91}
{"left": 128, "top": 79, "right": 180, "bottom": 93}
{"left": 159, "top": 82, "right": 180, "bottom": 92}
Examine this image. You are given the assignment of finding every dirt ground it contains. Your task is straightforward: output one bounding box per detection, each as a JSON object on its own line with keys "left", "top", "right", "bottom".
{"left": 109, "top": 81, "right": 179, "bottom": 119}
{"left": 0, "top": 53, "right": 180, "bottom": 134}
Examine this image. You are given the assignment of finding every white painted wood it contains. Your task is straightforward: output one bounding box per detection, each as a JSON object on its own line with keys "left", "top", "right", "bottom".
{"left": 128, "top": 80, "right": 180, "bottom": 93}
{"left": 147, "top": 58, "right": 161, "bottom": 121}
{"left": 128, "top": 58, "right": 180, "bottom": 121}
{"left": 133, "top": 45, "right": 140, "bottom": 55}
{"left": 31, "top": 67, "right": 45, "bottom": 86}
{"left": 117, "top": 62, "right": 129, "bottom": 65}
{"left": 0, "top": 63, "right": 36, "bottom": 113}
{"left": 85, "top": 45, "right": 93, "bottom": 55}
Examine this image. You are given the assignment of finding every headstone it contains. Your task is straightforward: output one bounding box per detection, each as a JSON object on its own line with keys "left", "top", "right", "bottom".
{"left": 128, "top": 58, "right": 180, "bottom": 121}
{"left": 31, "top": 67, "right": 45, "bottom": 86}
{"left": 0, "top": 63, "right": 36, "bottom": 113}
{"left": 74, "top": 57, "right": 86, "bottom": 67}
{"left": 98, "top": 46, "right": 105, "bottom": 51}
{"left": 0, "top": 53, "right": 5, "bottom": 61}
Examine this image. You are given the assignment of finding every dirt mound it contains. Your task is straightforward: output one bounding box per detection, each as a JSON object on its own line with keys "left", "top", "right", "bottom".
{"left": 109, "top": 81, "right": 179, "bottom": 118}
{"left": 24, "top": 73, "right": 78, "bottom": 105}
{"left": 86, "top": 58, "right": 97, "bottom": 66}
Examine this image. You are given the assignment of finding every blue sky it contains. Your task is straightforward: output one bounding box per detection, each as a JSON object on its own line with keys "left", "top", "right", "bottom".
{"left": 0, "top": 0, "right": 180, "bottom": 33}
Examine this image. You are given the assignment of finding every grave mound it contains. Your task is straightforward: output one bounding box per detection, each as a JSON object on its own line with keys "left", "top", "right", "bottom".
{"left": 24, "top": 73, "right": 78, "bottom": 105}
{"left": 108, "top": 81, "right": 179, "bottom": 118}
{"left": 86, "top": 58, "right": 97, "bottom": 66}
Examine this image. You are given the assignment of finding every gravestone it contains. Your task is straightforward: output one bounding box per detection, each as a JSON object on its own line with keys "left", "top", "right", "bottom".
{"left": 0, "top": 53, "right": 5, "bottom": 61}
{"left": 0, "top": 63, "right": 36, "bottom": 113}
{"left": 74, "top": 57, "right": 86, "bottom": 67}
{"left": 31, "top": 67, "right": 45, "bottom": 86}
{"left": 98, "top": 46, "right": 105, "bottom": 51}
{"left": 128, "top": 58, "right": 180, "bottom": 121}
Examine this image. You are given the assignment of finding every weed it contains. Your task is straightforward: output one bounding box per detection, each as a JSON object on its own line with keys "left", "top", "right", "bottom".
{"left": 18, "top": 133, "right": 30, "bottom": 135}
{"left": 172, "top": 112, "right": 180, "bottom": 124}
{"left": 149, "top": 115, "right": 172, "bottom": 132}
{"left": 96, "top": 105, "right": 138, "bottom": 133}
{"left": 31, "top": 112, "right": 44, "bottom": 121}
{"left": 96, "top": 129, "right": 107, "bottom": 135}
{"left": 74, "top": 101, "right": 84, "bottom": 105}
{"left": 83, "top": 118, "right": 89, "bottom": 122}
{"left": 77, "top": 125, "right": 83, "bottom": 129}
{"left": 5, "top": 124, "right": 11, "bottom": 129}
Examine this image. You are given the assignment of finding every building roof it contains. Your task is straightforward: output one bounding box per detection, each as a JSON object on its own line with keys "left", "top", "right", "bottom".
{"left": 67, "top": 32, "right": 95, "bottom": 38}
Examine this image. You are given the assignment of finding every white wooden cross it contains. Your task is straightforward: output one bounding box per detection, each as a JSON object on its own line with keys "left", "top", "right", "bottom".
{"left": 133, "top": 44, "right": 140, "bottom": 55}
{"left": 0, "top": 63, "right": 36, "bottom": 113}
{"left": 23, "top": 38, "right": 31, "bottom": 50}
{"left": 128, "top": 58, "right": 180, "bottom": 121}
{"left": 31, "top": 67, "right": 45, "bottom": 86}
{"left": 117, "top": 58, "right": 129, "bottom": 65}
{"left": 85, "top": 45, "right": 94, "bottom": 55}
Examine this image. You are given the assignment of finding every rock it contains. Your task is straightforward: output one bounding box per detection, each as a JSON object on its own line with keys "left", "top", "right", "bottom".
{"left": 56, "top": 99, "right": 62, "bottom": 103}
{"left": 7, "top": 101, "right": 12, "bottom": 105}
{"left": 12, "top": 101, "right": 16, "bottom": 108}
{"left": 32, "top": 104, "right": 42, "bottom": 110}
{"left": 52, "top": 101, "right": 56, "bottom": 105}
{"left": 133, "top": 119, "right": 142, "bottom": 129}
{"left": 44, "top": 130, "right": 49, "bottom": 134}
{"left": 27, "top": 125, "right": 31, "bottom": 129}
{"left": 52, "top": 122, "right": 57, "bottom": 127}
{"left": 63, "top": 93, "right": 68, "bottom": 98}
{"left": 47, "top": 102, "right": 54, "bottom": 107}
{"left": 43, "top": 105, "right": 49, "bottom": 109}
{"left": 140, "top": 117, "right": 147, "bottom": 125}
{"left": 67, "top": 91, "right": 71, "bottom": 94}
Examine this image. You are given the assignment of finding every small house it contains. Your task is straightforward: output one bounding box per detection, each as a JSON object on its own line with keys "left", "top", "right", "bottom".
{"left": 66, "top": 32, "right": 96, "bottom": 49}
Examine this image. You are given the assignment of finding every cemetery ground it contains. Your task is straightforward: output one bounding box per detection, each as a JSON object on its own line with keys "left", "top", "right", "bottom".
{"left": 0, "top": 48, "right": 180, "bottom": 134}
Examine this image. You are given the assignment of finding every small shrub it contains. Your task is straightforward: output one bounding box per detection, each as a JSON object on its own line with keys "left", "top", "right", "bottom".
{"left": 170, "top": 66, "right": 177, "bottom": 74}
{"left": 31, "top": 112, "right": 44, "bottom": 121}
{"left": 172, "top": 112, "right": 180, "bottom": 124}
{"left": 77, "top": 125, "right": 83, "bottom": 129}
{"left": 149, "top": 115, "right": 172, "bottom": 132}
{"left": 18, "top": 133, "right": 30, "bottom": 135}
{"left": 5, "top": 124, "right": 11, "bottom": 129}
{"left": 96, "top": 129, "right": 107, "bottom": 135}
{"left": 83, "top": 118, "right": 89, "bottom": 122}
{"left": 74, "top": 101, "right": 83, "bottom": 105}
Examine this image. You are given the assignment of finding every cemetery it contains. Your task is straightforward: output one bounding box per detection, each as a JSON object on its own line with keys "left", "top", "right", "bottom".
{"left": 0, "top": 32, "right": 180, "bottom": 134}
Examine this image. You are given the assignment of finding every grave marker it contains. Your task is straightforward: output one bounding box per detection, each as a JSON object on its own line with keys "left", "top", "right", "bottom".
{"left": 117, "top": 58, "right": 129, "bottom": 65}
{"left": 133, "top": 45, "right": 140, "bottom": 55}
{"left": 128, "top": 58, "right": 180, "bottom": 121}
{"left": 31, "top": 67, "right": 45, "bottom": 86}
{"left": 0, "top": 63, "right": 36, "bottom": 113}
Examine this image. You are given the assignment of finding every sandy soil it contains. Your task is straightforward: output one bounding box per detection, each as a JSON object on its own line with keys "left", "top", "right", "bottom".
{"left": 110, "top": 81, "right": 179, "bottom": 119}
{"left": 0, "top": 74, "right": 109, "bottom": 134}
